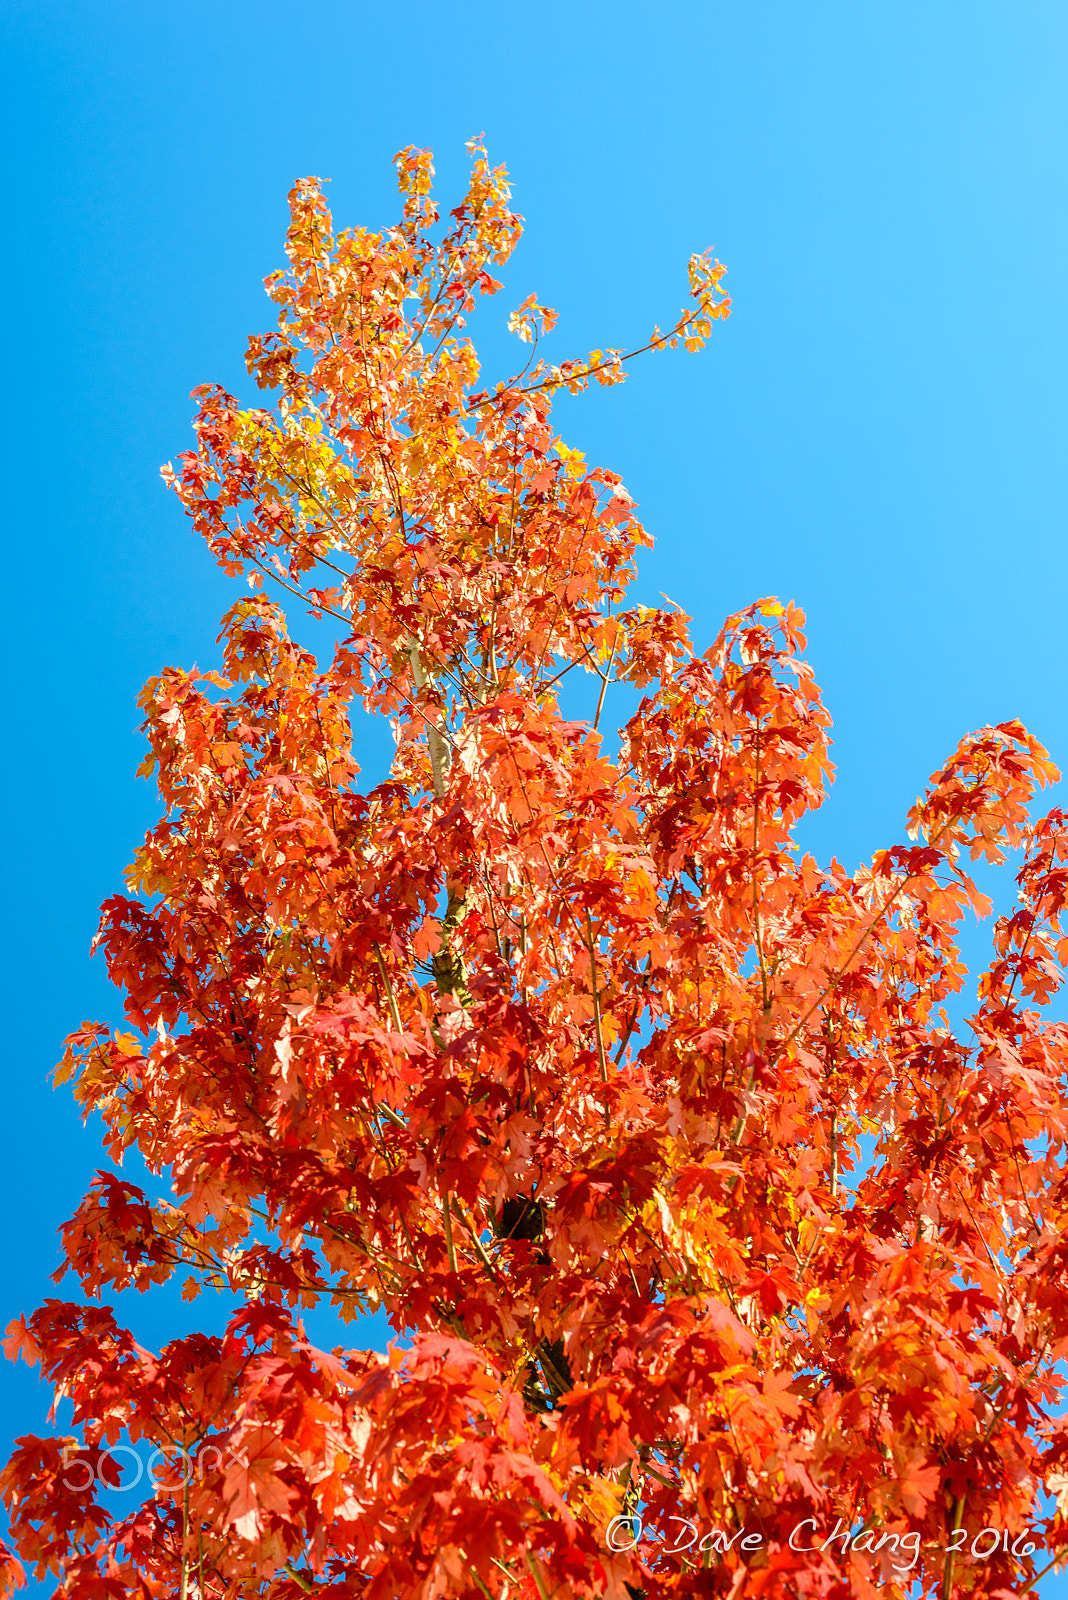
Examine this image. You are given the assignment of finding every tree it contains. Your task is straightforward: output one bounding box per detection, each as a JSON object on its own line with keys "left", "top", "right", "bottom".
{"left": 4, "top": 138, "right": 1068, "bottom": 1600}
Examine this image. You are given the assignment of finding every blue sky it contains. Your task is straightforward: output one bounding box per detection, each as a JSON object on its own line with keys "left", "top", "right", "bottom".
{"left": 2, "top": 0, "right": 1067, "bottom": 1588}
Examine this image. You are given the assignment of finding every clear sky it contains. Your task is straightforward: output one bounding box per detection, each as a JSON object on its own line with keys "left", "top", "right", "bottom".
{"left": 2, "top": 0, "right": 1067, "bottom": 1588}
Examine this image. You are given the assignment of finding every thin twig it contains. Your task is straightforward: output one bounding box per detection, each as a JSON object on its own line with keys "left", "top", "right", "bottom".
{"left": 585, "top": 911, "right": 611, "bottom": 1128}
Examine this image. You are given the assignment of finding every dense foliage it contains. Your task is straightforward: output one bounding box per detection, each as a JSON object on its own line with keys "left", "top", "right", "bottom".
{"left": 4, "top": 143, "right": 1068, "bottom": 1600}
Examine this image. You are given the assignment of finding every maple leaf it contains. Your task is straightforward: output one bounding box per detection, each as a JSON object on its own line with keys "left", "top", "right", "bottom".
{"left": 222, "top": 1431, "right": 299, "bottom": 1541}
{"left": 2, "top": 1321, "right": 40, "bottom": 1369}
{"left": 894, "top": 1455, "right": 942, "bottom": 1517}
{"left": 0, "top": 1543, "right": 24, "bottom": 1598}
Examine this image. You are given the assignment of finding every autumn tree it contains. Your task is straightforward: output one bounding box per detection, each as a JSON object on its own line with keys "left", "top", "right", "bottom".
{"left": 5, "top": 140, "right": 1068, "bottom": 1600}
